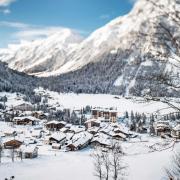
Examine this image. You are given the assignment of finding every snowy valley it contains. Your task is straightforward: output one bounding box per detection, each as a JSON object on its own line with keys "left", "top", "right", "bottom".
{"left": 0, "top": 0, "right": 180, "bottom": 179}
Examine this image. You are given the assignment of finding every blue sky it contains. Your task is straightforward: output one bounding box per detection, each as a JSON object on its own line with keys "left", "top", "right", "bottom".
{"left": 0, "top": 0, "right": 135, "bottom": 48}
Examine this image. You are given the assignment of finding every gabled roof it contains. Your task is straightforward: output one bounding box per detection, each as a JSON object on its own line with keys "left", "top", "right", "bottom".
{"left": 19, "top": 145, "right": 38, "bottom": 153}
{"left": 67, "top": 131, "right": 93, "bottom": 148}
{"left": 50, "top": 133, "right": 66, "bottom": 142}
{"left": 13, "top": 116, "right": 40, "bottom": 122}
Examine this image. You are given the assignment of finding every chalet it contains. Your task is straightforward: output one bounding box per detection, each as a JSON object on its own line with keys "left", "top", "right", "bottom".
{"left": 111, "top": 132, "right": 127, "bottom": 141}
{"left": 4, "top": 139, "right": 23, "bottom": 149}
{"left": 32, "top": 111, "right": 48, "bottom": 120}
{"left": 66, "top": 132, "right": 93, "bottom": 151}
{"left": 90, "top": 140, "right": 111, "bottom": 148}
{"left": 114, "top": 127, "right": 129, "bottom": 136}
{"left": 13, "top": 103, "right": 33, "bottom": 111}
{"left": 154, "top": 121, "right": 171, "bottom": 136}
{"left": 19, "top": 145, "right": 38, "bottom": 159}
{"left": 91, "top": 133, "right": 111, "bottom": 148}
{"left": 171, "top": 124, "right": 180, "bottom": 139}
{"left": 46, "top": 120, "right": 66, "bottom": 131}
{"left": 49, "top": 133, "right": 66, "bottom": 145}
{"left": 13, "top": 116, "right": 40, "bottom": 126}
{"left": 92, "top": 108, "right": 117, "bottom": 123}
{"left": 84, "top": 119, "right": 100, "bottom": 129}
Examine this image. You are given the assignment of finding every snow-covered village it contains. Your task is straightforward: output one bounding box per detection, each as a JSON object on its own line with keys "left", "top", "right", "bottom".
{"left": 0, "top": 89, "right": 179, "bottom": 180}
{"left": 0, "top": 0, "right": 180, "bottom": 179}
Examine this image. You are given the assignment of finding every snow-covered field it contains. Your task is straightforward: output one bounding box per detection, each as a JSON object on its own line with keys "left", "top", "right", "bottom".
{"left": 1, "top": 90, "right": 179, "bottom": 116}
{"left": 35, "top": 88, "right": 179, "bottom": 115}
{"left": 0, "top": 143, "right": 179, "bottom": 180}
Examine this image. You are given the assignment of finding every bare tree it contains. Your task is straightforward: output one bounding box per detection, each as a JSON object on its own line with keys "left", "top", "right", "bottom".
{"left": 102, "top": 151, "right": 111, "bottom": 180}
{"left": 92, "top": 143, "right": 127, "bottom": 180}
{"left": 0, "top": 138, "right": 3, "bottom": 163}
{"left": 111, "top": 143, "right": 126, "bottom": 180}
{"left": 165, "top": 150, "right": 180, "bottom": 180}
{"left": 92, "top": 150, "right": 104, "bottom": 180}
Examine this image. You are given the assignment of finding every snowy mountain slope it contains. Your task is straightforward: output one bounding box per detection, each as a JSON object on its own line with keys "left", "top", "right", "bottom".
{"left": 0, "top": 0, "right": 180, "bottom": 97}
{"left": 0, "top": 28, "right": 83, "bottom": 75}
{"left": 40, "top": 0, "right": 180, "bottom": 97}
{"left": 55, "top": 0, "right": 161, "bottom": 74}
{"left": 45, "top": 0, "right": 179, "bottom": 75}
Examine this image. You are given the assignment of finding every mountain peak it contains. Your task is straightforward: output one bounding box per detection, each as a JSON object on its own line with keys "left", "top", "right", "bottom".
{"left": 0, "top": 0, "right": 180, "bottom": 97}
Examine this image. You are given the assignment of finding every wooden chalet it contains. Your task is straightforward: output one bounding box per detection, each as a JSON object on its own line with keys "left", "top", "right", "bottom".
{"left": 13, "top": 116, "right": 40, "bottom": 126}
{"left": 154, "top": 121, "right": 171, "bottom": 136}
{"left": 13, "top": 103, "right": 33, "bottom": 111}
{"left": 111, "top": 133, "right": 127, "bottom": 141}
{"left": 32, "top": 111, "right": 48, "bottom": 120}
{"left": 66, "top": 132, "right": 93, "bottom": 151}
{"left": 48, "top": 133, "right": 66, "bottom": 145}
{"left": 90, "top": 132, "right": 111, "bottom": 148}
{"left": 46, "top": 120, "right": 66, "bottom": 131}
{"left": 4, "top": 139, "right": 23, "bottom": 149}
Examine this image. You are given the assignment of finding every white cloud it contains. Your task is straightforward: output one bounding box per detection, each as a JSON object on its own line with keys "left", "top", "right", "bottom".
{"left": 0, "top": 0, "right": 16, "bottom": 7}
{"left": 0, "top": 21, "right": 87, "bottom": 46}
{"left": 0, "top": 21, "right": 30, "bottom": 28}
{"left": 13, "top": 27, "right": 71, "bottom": 41}
{"left": 0, "top": 0, "right": 16, "bottom": 14}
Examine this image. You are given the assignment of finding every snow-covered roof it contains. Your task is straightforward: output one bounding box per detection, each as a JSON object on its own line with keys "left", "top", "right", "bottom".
{"left": 85, "top": 119, "right": 101, "bottom": 124}
{"left": 19, "top": 145, "right": 38, "bottom": 153}
{"left": 88, "top": 127, "right": 100, "bottom": 133}
{"left": 60, "top": 127, "right": 69, "bottom": 133}
{"left": 92, "top": 107, "right": 117, "bottom": 113}
{"left": 13, "top": 116, "right": 40, "bottom": 122}
{"left": 173, "top": 124, "right": 180, "bottom": 131}
{"left": 50, "top": 133, "right": 66, "bottom": 141}
{"left": 69, "top": 126, "right": 85, "bottom": 133}
{"left": 46, "top": 120, "right": 66, "bottom": 125}
{"left": 31, "top": 130, "right": 42, "bottom": 136}
{"left": 91, "top": 132, "right": 111, "bottom": 146}
{"left": 65, "top": 123, "right": 72, "bottom": 128}
{"left": 3, "top": 137, "right": 24, "bottom": 144}
{"left": 110, "top": 132, "right": 127, "bottom": 139}
{"left": 68, "top": 131, "right": 93, "bottom": 148}
{"left": 156, "top": 123, "right": 170, "bottom": 129}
